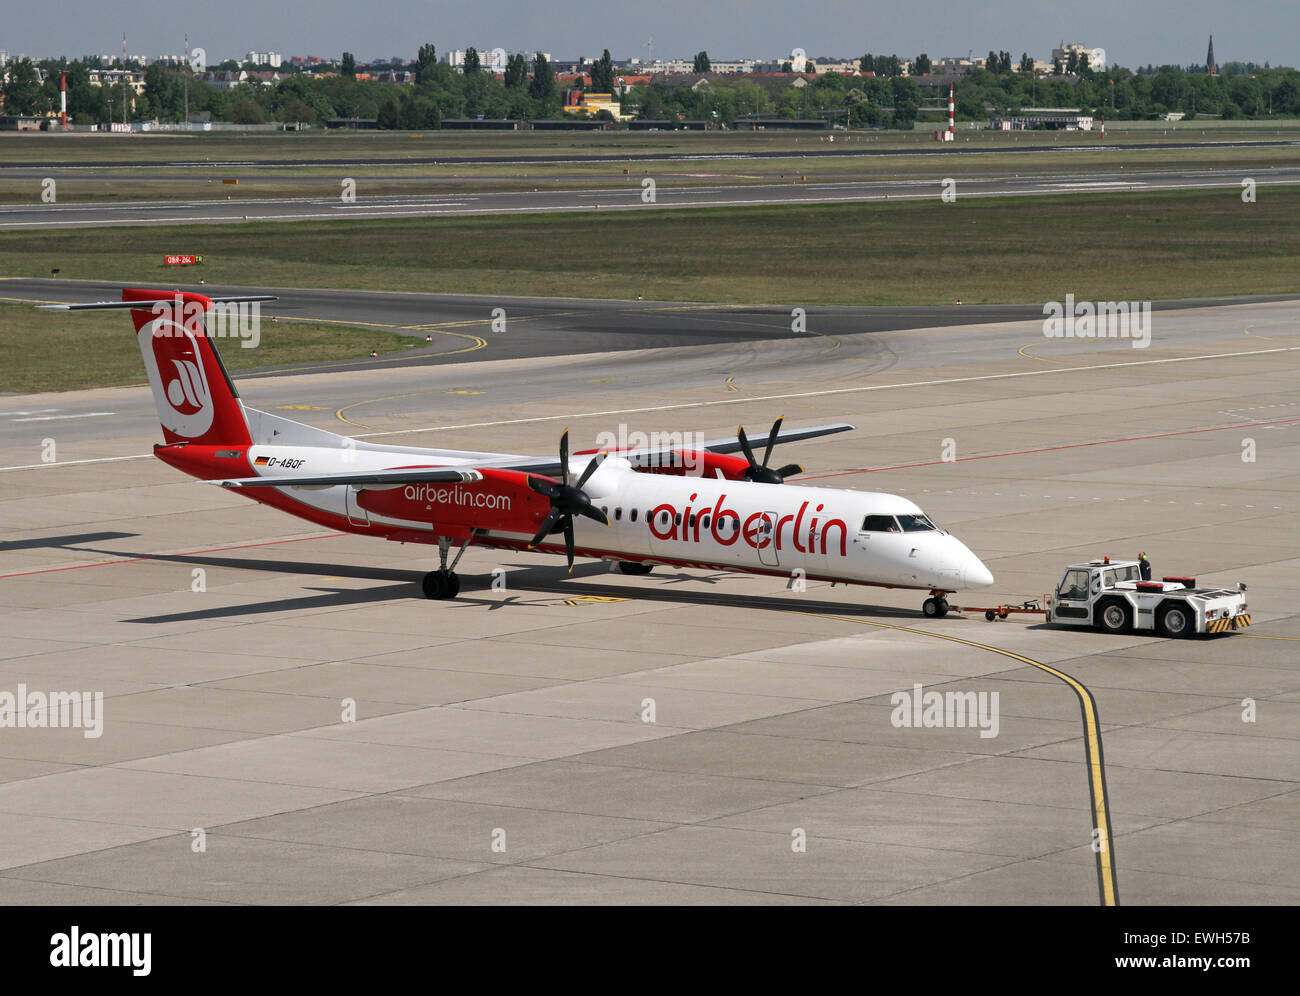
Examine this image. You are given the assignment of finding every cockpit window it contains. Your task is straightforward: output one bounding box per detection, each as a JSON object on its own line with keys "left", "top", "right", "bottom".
{"left": 896, "top": 514, "right": 937, "bottom": 532}
{"left": 861, "top": 514, "right": 901, "bottom": 532}
{"left": 1057, "top": 569, "right": 1090, "bottom": 600}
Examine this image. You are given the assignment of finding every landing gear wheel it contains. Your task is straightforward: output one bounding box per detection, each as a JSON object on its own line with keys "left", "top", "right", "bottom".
{"left": 422, "top": 570, "right": 460, "bottom": 600}
{"left": 1156, "top": 603, "right": 1192, "bottom": 638}
{"left": 617, "top": 562, "right": 654, "bottom": 575}
{"left": 923, "top": 596, "right": 950, "bottom": 618}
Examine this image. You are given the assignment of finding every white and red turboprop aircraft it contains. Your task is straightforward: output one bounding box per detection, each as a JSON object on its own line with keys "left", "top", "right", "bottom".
{"left": 45, "top": 289, "right": 994, "bottom": 614}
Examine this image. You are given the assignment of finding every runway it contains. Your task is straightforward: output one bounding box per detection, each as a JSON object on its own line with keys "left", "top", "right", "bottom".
{"left": 6, "top": 165, "right": 1300, "bottom": 230}
{"left": 5, "top": 136, "right": 1296, "bottom": 171}
{"left": 0, "top": 298, "right": 1297, "bottom": 904}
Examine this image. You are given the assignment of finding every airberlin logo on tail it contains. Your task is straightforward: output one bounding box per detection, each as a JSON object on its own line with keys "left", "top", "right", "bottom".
{"left": 165, "top": 357, "right": 208, "bottom": 415}
{"left": 649, "top": 492, "right": 848, "bottom": 557}
{"left": 138, "top": 301, "right": 215, "bottom": 438}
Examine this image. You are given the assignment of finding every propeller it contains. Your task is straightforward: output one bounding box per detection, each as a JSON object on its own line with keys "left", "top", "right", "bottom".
{"left": 736, "top": 415, "right": 803, "bottom": 484}
{"left": 526, "top": 429, "right": 609, "bottom": 571}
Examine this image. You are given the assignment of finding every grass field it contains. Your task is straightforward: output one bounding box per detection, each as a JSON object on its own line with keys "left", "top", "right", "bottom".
{"left": 3, "top": 142, "right": 1297, "bottom": 204}
{"left": 3, "top": 187, "right": 1298, "bottom": 308}
{"left": 4, "top": 122, "right": 1300, "bottom": 164}
{"left": 0, "top": 302, "right": 421, "bottom": 393}
{"left": 3, "top": 125, "right": 1298, "bottom": 205}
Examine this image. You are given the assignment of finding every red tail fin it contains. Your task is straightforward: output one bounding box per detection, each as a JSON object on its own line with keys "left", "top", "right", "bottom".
{"left": 123, "top": 289, "right": 252, "bottom": 447}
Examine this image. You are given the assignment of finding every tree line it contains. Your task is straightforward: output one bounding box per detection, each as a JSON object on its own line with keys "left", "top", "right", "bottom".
{"left": 4, "top": 48, "right": 1299, "bottom": 128}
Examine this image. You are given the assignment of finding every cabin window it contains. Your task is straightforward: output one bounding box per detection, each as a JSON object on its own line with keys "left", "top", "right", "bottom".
{"left": 896, "top": 514, "right": 937, "bottom": 532}
{"left": 630, "top": 509, "right": 638, "bottom": 522}
{"left": 861, "top": 514, "right": 901, "bottom": 532}
{"left": 1103, "top": 565, "right": 1138, "bottom": 586}
{"left": 702, "top": 515, "right": 710, "bottom": 529}
{"left": 615, "top": 508, "right": 622, "bottom": 521}
{"left": 674, "top": 513, "right": 682, "bottom": 526}
{"left": 688, "top": 515, "right": 696, "bottom": 529}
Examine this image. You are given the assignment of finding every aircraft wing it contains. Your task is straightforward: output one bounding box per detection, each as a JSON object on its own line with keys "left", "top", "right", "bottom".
{"left": 580, "top": 421, "right": 856, "bottom": 467}
{"left": 208, "top": 456, "right": 578, "bottom": 489}
{"left": 698, "top": 422, "right": 854, "bottom": 454}
{"left": 208, "top": 423, "right": 854, "bottom": 489}
{"left": 211, "top": 467, "right": 491, "bottom": 488}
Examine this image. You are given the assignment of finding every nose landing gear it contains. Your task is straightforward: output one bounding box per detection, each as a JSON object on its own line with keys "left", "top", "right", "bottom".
{"left": 922, "top": 592, "right": 951, "bottom": 618}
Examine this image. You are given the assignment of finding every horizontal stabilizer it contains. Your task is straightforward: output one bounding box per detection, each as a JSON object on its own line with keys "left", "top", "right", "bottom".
{"left": 39, "top": 296, "right": 278, "bottom": 311}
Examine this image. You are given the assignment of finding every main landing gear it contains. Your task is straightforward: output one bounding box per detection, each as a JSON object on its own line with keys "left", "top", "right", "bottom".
{"left": 422, "top": 569, "right": 459, "bottom": 600}
{"left": 922, "top": 592, "right": 951, "bottom": 618}
{"left": 422, "top": 532, "right": 477, "bottom": 600}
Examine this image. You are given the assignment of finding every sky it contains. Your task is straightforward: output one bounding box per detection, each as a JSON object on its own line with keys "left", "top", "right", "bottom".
{"left": 2, "top": 1, "right": 1295, "bottom": 69}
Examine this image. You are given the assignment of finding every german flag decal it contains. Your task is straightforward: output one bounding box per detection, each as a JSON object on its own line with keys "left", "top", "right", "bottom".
{"left": 254, "top": 456, "right": 270, "bottom": 466}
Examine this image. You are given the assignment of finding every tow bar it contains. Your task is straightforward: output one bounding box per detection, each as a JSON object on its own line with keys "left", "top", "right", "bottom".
{"left": 949, "top": 599, "right": 1048, "bottom": 622}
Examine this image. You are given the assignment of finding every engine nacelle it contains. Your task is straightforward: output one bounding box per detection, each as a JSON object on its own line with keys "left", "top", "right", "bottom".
{"left": 632, "top": 449, "right": 754, "bottom": 481}
{"left": 358, "top": 467, "right": 548, "bottom": 533}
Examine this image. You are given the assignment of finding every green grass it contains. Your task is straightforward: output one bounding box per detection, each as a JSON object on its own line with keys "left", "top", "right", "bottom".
{"left": 3, "top": 142, "right": 1296, "bottom": 204}
{"left": 3, "top": 187, "right": 1298, "bottom": 308}
{"left": 0, "top": 302, "right": 421, "bottom": 393}
{"left": 5, "top": 122, "right": 1300, "bottom": 167}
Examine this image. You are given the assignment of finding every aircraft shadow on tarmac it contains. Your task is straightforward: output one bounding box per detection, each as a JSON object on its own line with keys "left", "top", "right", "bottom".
{"left": 1, "top": 531, "right": 136, "bottom": 554}
{"left": 62, "top": 546, "right": 924, "bottom": 624}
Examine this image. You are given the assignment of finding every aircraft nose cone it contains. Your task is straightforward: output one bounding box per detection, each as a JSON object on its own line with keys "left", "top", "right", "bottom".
{"left": 963, "top": 557, "right": 995, "bottom": 589}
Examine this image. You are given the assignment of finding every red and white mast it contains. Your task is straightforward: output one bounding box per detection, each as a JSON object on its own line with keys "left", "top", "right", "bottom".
{"left": 60, "top": 71, "right": 67, "bottom": 130}
{"left": 936, "top": 83, "right": 955, "bottom": 141}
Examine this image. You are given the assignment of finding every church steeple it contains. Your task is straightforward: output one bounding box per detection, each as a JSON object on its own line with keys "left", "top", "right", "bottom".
{"left": 1206, "top": 35, "right": 1217, "bottom": 75}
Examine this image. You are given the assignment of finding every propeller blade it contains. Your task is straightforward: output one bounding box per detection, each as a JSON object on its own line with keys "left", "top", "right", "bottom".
{"left": 762, "top": 415, "right": 784, "bottom": 468}
{"left": 526, "top": 475, "right": 561, "bottom": 499}
{"left": 559, "top": 428, "right": 570, "bottom": 482}
{"left": 563, "top": 518, "right": 575, "bottom": 572}
{"left": 575, "top": 451, "right": 606, "bottom": 489}
{"left": 775, "top": 463, "right": 803, "bottom": 479}
{"left": 529, "top": 507, "right": 562, "bottom": 548}
{"left": 737, "top": 425, "right": 757, "bottom": 469}
{"left": 578, "top": 505, "right": 609, "bottom": 526}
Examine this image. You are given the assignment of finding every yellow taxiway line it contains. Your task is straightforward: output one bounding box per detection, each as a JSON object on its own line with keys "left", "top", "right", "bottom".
{"left": 791, "top": 609, "right": 1120, "bottom": 907}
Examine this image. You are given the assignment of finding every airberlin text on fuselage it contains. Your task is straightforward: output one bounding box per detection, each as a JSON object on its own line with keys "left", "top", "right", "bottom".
{"left": 650, "top": 492, "right": 848, "bottom": 556}
{"left": 404, "top": 484, "right": 512, "bottom": 510}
